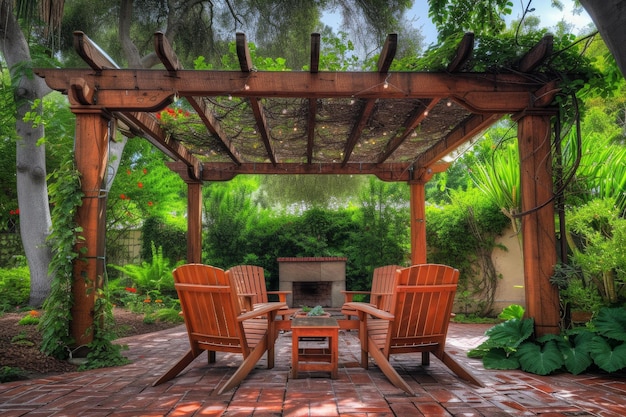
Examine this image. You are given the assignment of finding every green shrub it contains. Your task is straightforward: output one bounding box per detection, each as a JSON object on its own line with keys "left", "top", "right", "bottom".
{"left": 0, "top": 266, "right": 30, "bottom": 311}
{"left": 0, "top": 366, "right": 24, "bottom": 383}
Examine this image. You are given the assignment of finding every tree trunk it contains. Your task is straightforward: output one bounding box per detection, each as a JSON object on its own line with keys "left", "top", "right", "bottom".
{"left": 580, "top": 0, "right": 626, "bottom": 78}
{"left": 0, "top": 1, "right": 53, "bottom": 306}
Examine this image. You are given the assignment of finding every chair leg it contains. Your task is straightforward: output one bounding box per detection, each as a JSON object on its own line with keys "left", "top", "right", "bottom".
{"left": 217, "top": 338, "right": 268, "bottom": 395}
{"left": 439, "top": 351, "right": 484, "bottom": 387}
{"left": 367, "top": 338, "right": 413, "bottom": 395}
{"left": 152, "top": 349, "right": 201, "bottom": 386}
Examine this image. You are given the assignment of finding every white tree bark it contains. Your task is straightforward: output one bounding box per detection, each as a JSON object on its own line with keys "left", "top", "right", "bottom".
{"left": 0, "top": 1, "right": 53, "bottom": 306}
{"left": 580, "top": 0, "right": 626, "bottom": 78}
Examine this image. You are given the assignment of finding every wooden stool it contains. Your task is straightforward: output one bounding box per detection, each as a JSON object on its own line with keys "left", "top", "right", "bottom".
{"left": 291, "top": 317, "right": 340, "bottom": 379}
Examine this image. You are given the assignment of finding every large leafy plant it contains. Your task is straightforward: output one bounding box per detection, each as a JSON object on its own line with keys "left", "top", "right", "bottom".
{"left": 469, "top": 305, "right": 626, "bottom": 375}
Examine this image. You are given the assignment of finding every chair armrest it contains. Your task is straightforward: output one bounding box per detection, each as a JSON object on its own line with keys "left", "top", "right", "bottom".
{"left": 344, "top": 302, "right": 394, "bottom": 320}
{"left": 341, "top": 290, "right": 371, "bottom": 303}
{"left": 238, "top": 293, "right": 255, "bottom": 311}
{"left": 267, "top": 290, "right": 291, "bottom": 303}
{"left": 238, "top": 302, "right": 287, "bottom": 321}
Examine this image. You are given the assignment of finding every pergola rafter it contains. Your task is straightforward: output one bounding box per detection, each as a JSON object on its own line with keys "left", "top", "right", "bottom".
{"left": 35, "top": 30, "right": 563, "bottom": 346}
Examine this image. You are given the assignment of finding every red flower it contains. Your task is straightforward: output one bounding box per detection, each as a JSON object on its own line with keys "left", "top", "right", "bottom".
{"left": 120, "top": 194, "right": 126, "bottom": 200}
{"left": 125, "top": 287, "right": 137, "bottom": 293}
{"left": 127, "top": 169, "right": 131, "bottom": 175}
{"left": 142, "top": 168, "right": 148, "bottom": 175}
{"left": 147, "top": 201, "right": 153, "bottom": 206}
{"left": 137, "top": 182, "right": 143, "bottom": 188}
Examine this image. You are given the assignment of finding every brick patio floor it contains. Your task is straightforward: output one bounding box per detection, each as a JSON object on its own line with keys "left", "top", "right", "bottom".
{"left": 1, "top": 316, "right": 625, "bottom": 416}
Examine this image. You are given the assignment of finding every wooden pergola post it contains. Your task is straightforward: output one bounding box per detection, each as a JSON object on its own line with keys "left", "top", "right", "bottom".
{"left": 186, "top": 182, "right": 203, "bottom": 263}
{"left": 71, "top": 108, "right": 111, "bottom": 346}
{"left": 516, "top": 110, "right": 560, "bottom": 336}
{"left": 409, "top": 173, "right": 433, "bottom": 265}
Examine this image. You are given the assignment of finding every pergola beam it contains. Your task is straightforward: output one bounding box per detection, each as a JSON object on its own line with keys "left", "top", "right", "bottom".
{"left": 342, "top": 34, "right": 397, "bottom": 165}
{"left": 36, "top": 70, "right": 545, "bottom": 111}
{"left": 73, "top": 30, "right": 203, "bottom": 178}
{"left": 447, "top": 32, "right": 475, "bottom": 72}
{"left": 377, "top": 98, "right": 441, "bottom": 163}
{"left": 154, "top": 32, "right": 242, "bottom": 165}
{"left": 518, "top": 34, "right": 553, "bottom": 73}
{"left": 414, "top": 113, "right": 502, "bottom": 171}
{"left": 236, "top": 33, "right": 277, "bottom": 165}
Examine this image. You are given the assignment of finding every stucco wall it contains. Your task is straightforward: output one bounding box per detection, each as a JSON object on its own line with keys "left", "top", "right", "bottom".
{"left": 491, "top": 226, "right": 526, "bottom": 313}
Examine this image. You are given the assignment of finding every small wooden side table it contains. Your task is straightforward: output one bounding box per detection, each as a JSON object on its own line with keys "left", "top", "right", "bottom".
{"left": 291, "top": 317, "right": 340, "bottom": 379}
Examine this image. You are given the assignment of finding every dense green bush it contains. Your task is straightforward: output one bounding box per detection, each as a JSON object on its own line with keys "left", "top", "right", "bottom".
{"left": 0, "top": 266, "right": 30, "bottom": 311}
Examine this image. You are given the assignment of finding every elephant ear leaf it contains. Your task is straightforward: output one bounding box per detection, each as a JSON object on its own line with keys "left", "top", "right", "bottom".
{"left": 484, "top": 318, "right": 534, "bottom": 352}
{"left": 590, "top": 336, "right": 626, "bottom": 372}
{"left": 557, "top": 331, "right": 594, "bottom": 375}
{"left": 498, "top": 304, "right": 525, "bottom": 321}
{"left": 593, "top": 308, "right": 626, "bottom": 342}
{"left": 482, "top": 348, "right": 520, "bottom": 370}
{"left": 516, "top": 340, "right": 564, "bottom": 375}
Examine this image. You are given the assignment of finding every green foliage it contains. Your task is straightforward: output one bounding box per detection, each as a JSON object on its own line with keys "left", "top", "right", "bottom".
{"left": 40, "top": 155, "right": 83, "bottom": 359}
{"left": 470, "top": 305, "right": 626, "bottom": 375}
{"left": 306, "top": 305, "right": 326, "bottom": 316}
{"left": 109, "top": 242, "right": 177, "bottom": 298}
{"left": 0, "top": 266, "right": 30, "bottom": 311}
{"left": 151, "top": 307, "right": 184, "bottom": 324}
{"left": 79, "top": 289, "right": 130, "bottom": 370}
{"left": 471, "top": 140, "right": 521, "bottom": 234}
{"left": 566, "top": 199, "right": 626, "bottom": 304}
{"left": 0, "top": 366, "right": 24, "bottom": 383}
{"left": 11, "top": 331, "right": 34, "bottom": 347}
{"left": 141, "top": 217, "right": 186, "bottom": 264}
{"left": 498, "top": 304, "right": 525, "bottom": 321}
{"left": 18, "top": 312, "right": 40, "bottom": 325}
{"left": 428, "top": 0, "right": 512, "bottom": 40}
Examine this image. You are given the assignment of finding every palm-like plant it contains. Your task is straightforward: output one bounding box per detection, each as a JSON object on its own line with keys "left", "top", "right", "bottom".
{"left": 471, "top": 142, "right": 521, "bottom": 235}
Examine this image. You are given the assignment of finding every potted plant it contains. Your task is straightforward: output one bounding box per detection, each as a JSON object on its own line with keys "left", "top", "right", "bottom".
{"left": 294, "top": 305, "right": 331, "bottom": 318}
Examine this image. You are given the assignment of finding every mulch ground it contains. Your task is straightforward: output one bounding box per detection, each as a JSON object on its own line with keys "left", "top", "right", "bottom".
{"left": 0, "top": 307, "right": 180, "bottom": 380}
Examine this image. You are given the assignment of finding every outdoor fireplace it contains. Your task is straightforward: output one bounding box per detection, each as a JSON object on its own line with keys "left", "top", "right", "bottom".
{"left": 277, "top": 257, "right": 346, "bottom": 308}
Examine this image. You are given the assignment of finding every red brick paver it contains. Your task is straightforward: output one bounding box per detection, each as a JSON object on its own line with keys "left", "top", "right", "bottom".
{"left": 1, "top": 319, "right": 624, "bottom": 416}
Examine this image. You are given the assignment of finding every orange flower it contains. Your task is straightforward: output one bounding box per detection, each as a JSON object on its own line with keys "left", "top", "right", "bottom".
{"left": 155, "top": 299, "right": 163, "bottom": 303}
{"left": 29, "top": 310, "right": 40, "bottom": 317}
{"left": 144, "top": 298, "right": 151, "bottom": 303}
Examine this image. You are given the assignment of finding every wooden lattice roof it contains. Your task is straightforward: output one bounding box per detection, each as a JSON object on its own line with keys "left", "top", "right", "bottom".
{"left": 37, "top": 31, "right": 557, "bottom": 182}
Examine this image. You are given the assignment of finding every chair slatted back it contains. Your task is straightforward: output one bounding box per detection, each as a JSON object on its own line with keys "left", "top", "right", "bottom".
{"left": 229, "top": 265, "right": 268, "bottom": 308}
{"left": 386, "top": 264, "right": 459, "bottom": 356}
{"left": 173, "top": 264, "right": 249, "bottom": 355}
{"left": 370, "top": 264, "right": 402, "bottom": 312}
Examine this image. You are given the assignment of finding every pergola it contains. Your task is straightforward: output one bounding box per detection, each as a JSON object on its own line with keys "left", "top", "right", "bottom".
{"left": 36, "top": 31, "right": 561, "bottom": 347}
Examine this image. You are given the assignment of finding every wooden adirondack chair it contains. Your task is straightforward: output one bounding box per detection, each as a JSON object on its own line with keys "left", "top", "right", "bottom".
{"left": 228, "top": 265, "right": 297, "bottom": 323}
{"left": 341, "top": 264, "right": 402, "bottom": 320}
{"left": 345, "top": 264, "right": 482, "bottom": 394}
{"left": 152, "top": 264, "right": 286, "bottom": 394}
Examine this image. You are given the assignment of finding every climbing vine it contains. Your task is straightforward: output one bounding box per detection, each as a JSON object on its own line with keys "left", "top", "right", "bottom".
{"left": 40, "top": 152, "right": 128, "bottom": 368}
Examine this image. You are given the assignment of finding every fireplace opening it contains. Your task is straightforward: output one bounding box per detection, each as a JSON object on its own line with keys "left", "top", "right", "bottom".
{"left": 292, "top": 282, "right": 332, "bottom": 308}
